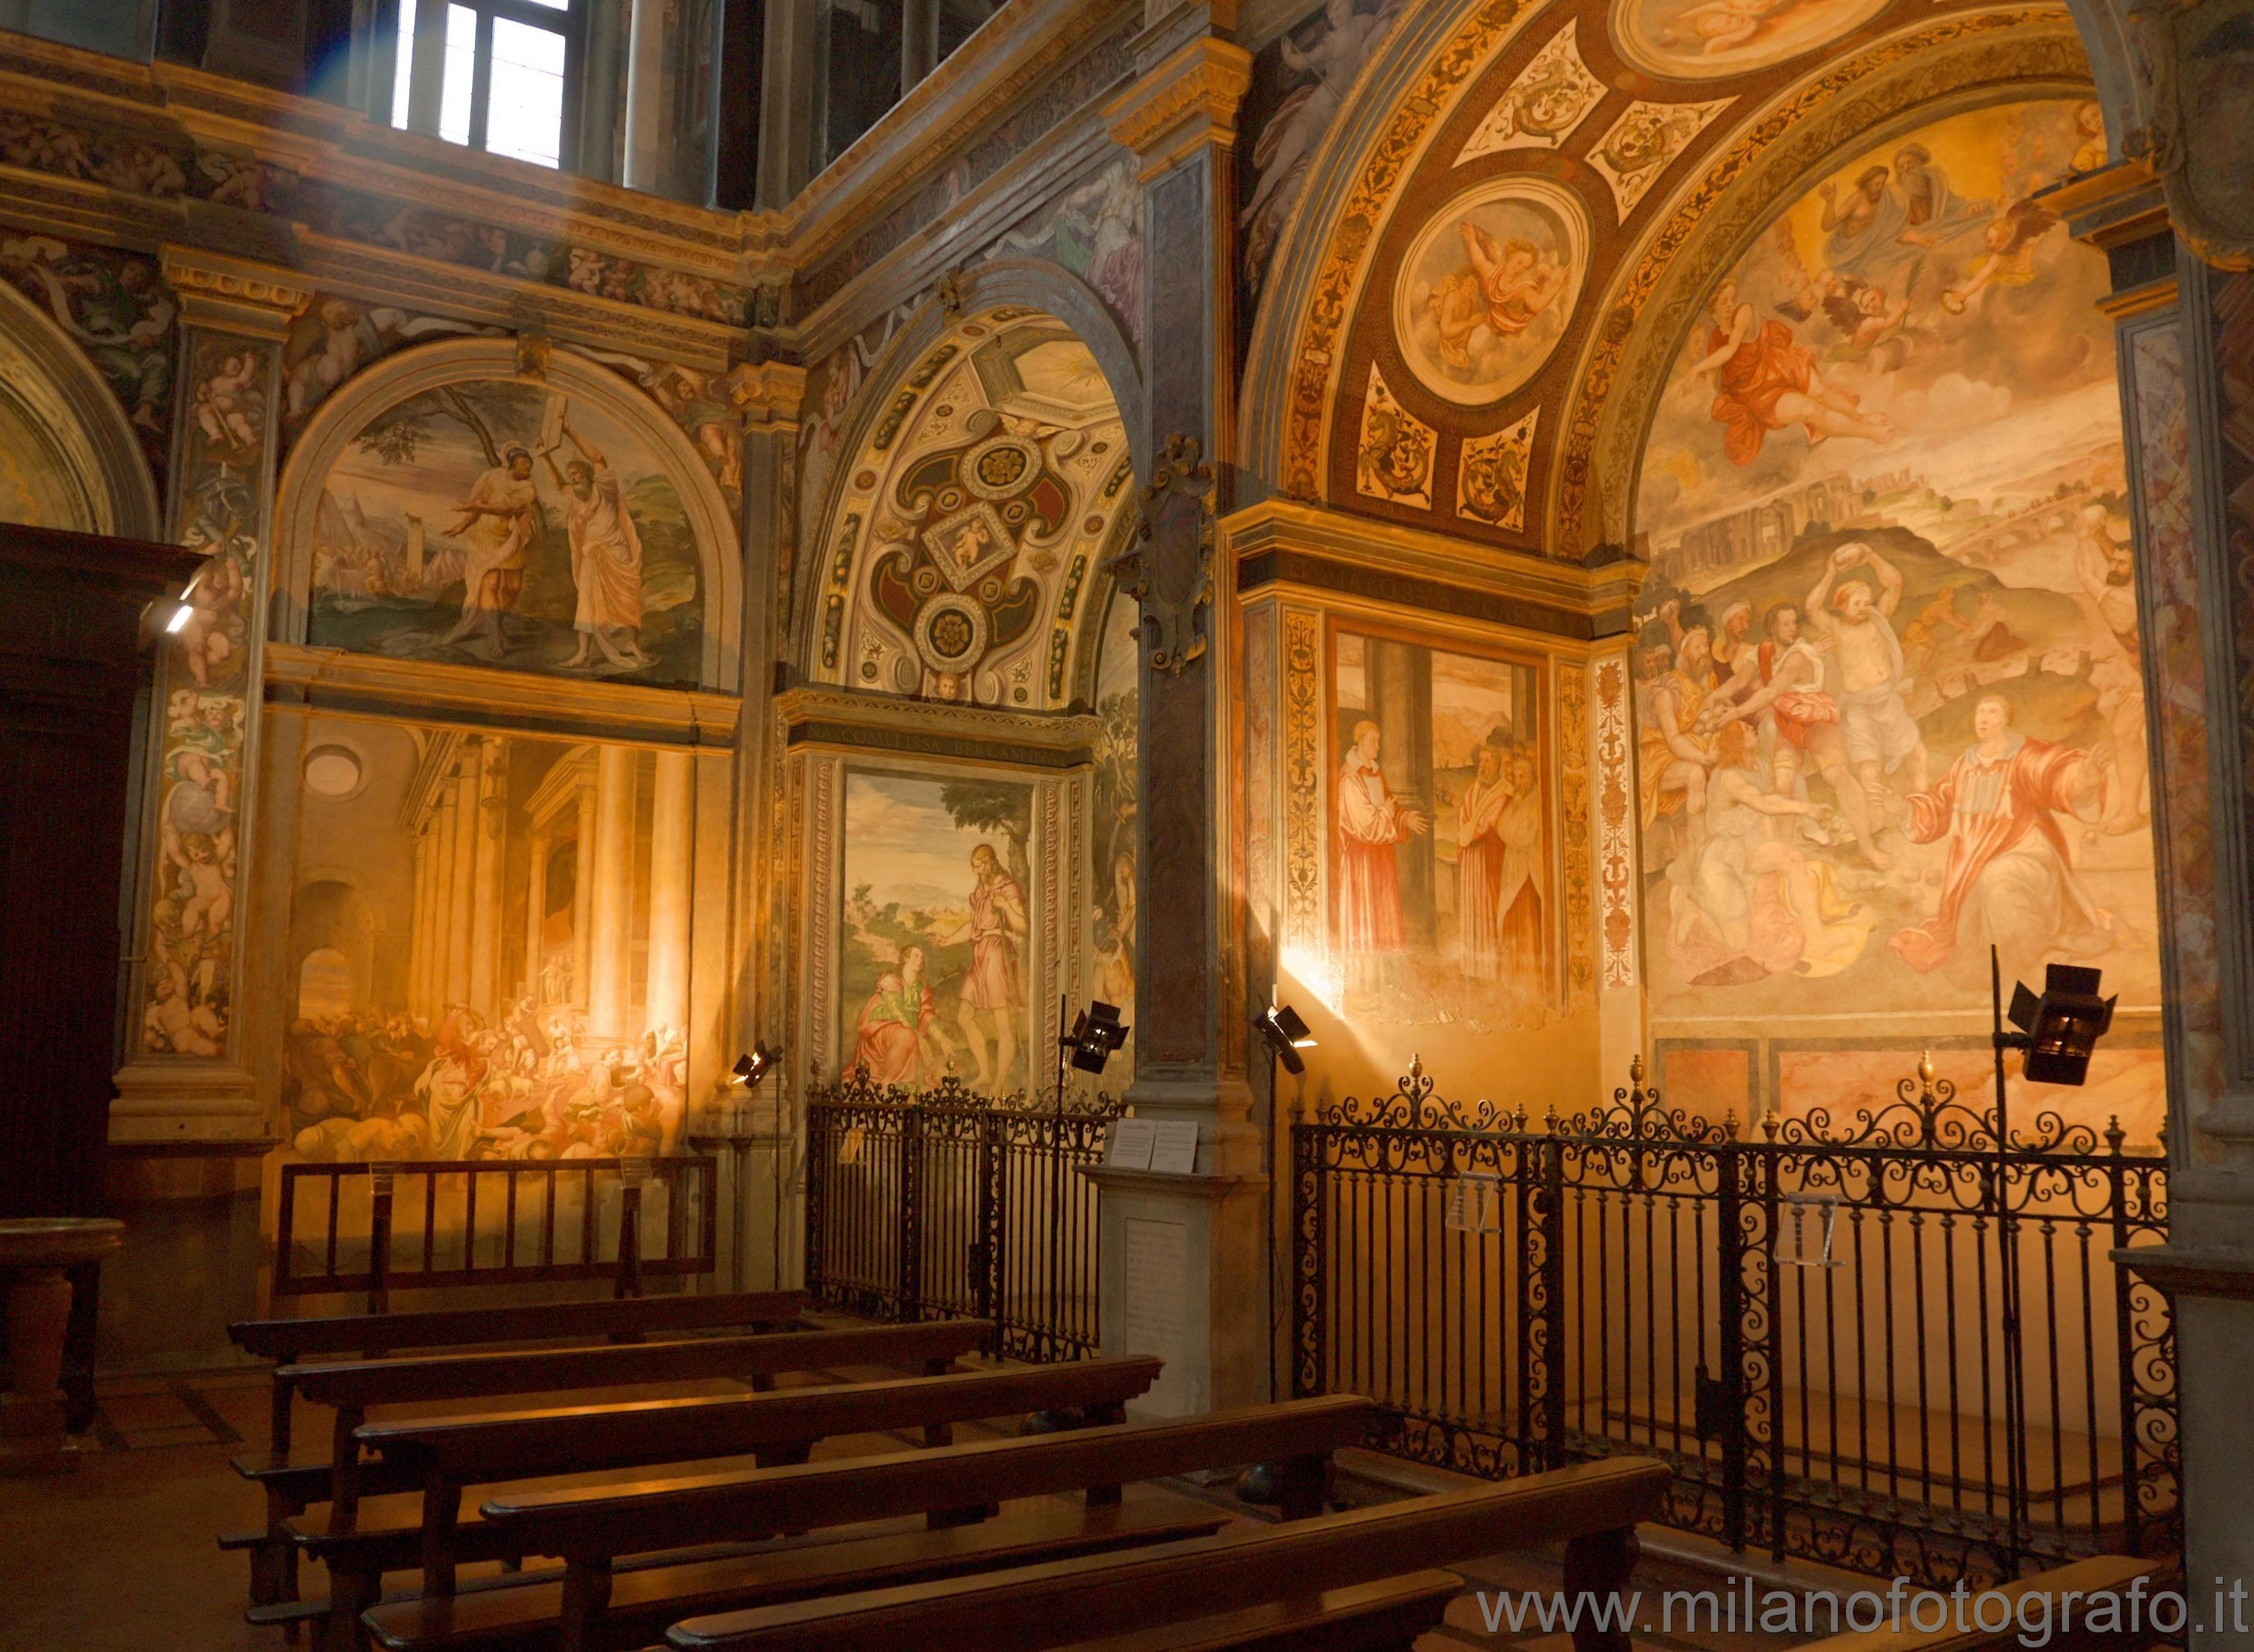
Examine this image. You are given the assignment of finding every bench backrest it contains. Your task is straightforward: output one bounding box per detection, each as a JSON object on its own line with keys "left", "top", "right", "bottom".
{"left": 231, "top": 1290, "right": 808, "bottom": 1361}
{"left": 1797, "top": 1556, "right": 2160, "bottom": 1651}
{"left": 661, "top": 1460, "right": 1672, "bottom": 1651}
{"left": 361, "top": 1357, "right": 1166, "bottom": 1487}
{"left": 480, "top": 1397, "right": 1383, "bottom": 1562}
{"left": 287, "top": 1318, "right": 994, "bottom": 1410}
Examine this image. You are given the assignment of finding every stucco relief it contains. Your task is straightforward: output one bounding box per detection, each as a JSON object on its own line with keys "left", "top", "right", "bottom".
{"left": 1455, "top": 21, "right": 1607, "bottom": 162}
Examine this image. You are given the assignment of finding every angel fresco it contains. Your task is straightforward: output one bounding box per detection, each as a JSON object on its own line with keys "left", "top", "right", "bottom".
{"left": 1429, "top": 224, "right": 1571, "bottom": 370}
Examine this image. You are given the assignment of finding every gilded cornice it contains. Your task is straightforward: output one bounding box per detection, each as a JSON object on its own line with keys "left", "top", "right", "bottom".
{"left": 160, "top": 244, "right": 314, "bottom": 335}
{"left": 2042, "top": 154, "right": 2171, "bottom": 250}
{"left": 731, "top": 360, "right": 809, "bottom": 428}
{"left": 1224, "top": 498, "right": 1644, "bottom": 641}
{"left": 1101, "top": 36, "right": 1254, "bottom": 178}
{"left": 775, "top": 684, "right": 1100, "bottom": 767}
{"left": 264, "top": 644, "right": 742, "bottom": 749}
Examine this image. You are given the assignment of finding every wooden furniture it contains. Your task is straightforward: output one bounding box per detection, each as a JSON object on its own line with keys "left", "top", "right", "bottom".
{"left": 1797, "top": 1556, "right": 2160, "bottom": 1650}
{"left": 224, "top": 1289, "right": 807, "bottom": 1607}
{"left": 0, "top": 524, "right": 199, "bottom": 1431}
{"left": 301, "top": 1359, "right": 1170, "bottom": 1649}
{"left": 362, "top": 1394, "right": 1377, "bottom": 1652}
{"left": 659, "top": 1458, "right": 1667, "bottom": 1652}
{"left": 0, "top": 1216, "right": 125, "bottom": 1473}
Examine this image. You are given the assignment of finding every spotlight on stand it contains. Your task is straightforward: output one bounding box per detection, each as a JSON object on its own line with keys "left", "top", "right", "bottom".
{"left": 2001, "top": 963, "right": 2115, "bottom": 1086}
{"left": 731, "top": 1042, "right": 780, "bottom": 1090}
{"left": 1255, "top": 1004, "right": 1316, "bottom": 1077}
{"left": 1062, "top": 1001, "right": 1130, "bottom": 1075}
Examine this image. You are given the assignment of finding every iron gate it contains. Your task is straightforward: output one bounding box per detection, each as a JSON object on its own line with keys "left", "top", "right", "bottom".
{"left": 1291, "top": 1056, "right": 2178, "bottom": 1585}
{"left": 803, "top": 1071, "right": 1122, "bottom": 1361}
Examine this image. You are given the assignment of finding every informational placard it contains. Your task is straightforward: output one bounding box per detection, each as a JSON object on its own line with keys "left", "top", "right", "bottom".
{"left": 1123, "top": 1216, "right": 1190, "bottom": 1411}
{"left": 1106, "top": 1117, "right": 1157, "bottom": 1170}
{"left": 1148, "top": 1119, "right": 1200, "bottom": 1175}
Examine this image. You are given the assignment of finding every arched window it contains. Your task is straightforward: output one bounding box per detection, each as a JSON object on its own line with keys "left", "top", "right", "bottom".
{"left": 384, "top": 0, "right": 579, "bottom": 169}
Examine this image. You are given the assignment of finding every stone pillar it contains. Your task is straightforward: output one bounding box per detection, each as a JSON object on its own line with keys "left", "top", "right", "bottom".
{"left": 573, "top": 773, "right": 599, "bottom": 1014}
{"left": 110, "top": 251, "right": 311, "bottom": 1145}
{"left": 524, "top": 831, "right": 551, "bottom": 1005}
{"left": 587, "top": 744, "right": 639, "bottom": 1042}
{"left": 468, "top": 738, "right": 505, "bottom": 1018}
{"left": 444, "top": 758, "right": 479, "bottom": 1011}
{"left": 2053, "top": 162, "right": 2254, "bottom": 1642}
{"left": 644, "top": 751, "right": 694, "bottom": 1045}
{"left": 427, "top": 792, "right": 458, "bottom": 1015}
{"left": 1087, "top": 9, "right": 1264, "bottom": 1417}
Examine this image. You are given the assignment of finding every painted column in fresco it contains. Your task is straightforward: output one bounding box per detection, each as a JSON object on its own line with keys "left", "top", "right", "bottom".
{"left": 1092, "top": 20, "right": 1268, "bottom": 1417}
{"left": 469, "top": 737, "right": 506, "bottom": 1018}
{"left": 444, "top": 753, "right": 478, "bottom": 1008}
{"left": 646, "top": 751, "right": 694, "bottom": 1042}
{"left": 523, "top": 828, "right": 552, "bottom": 1005}
{"left": 587, "top": 744, "right": 639, "bottom": 1042}
{"left": 573, "top": 775, "right": 599, "bottom": 1014}
{"left": 111, "top": 251, "right": 312, "bottom": 1143}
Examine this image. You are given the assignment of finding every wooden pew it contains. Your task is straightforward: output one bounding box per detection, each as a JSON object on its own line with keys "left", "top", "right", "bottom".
{"left": 1797, "top": 1556, "right": 2161, "bottom": 1651}
{"left": 296, "top": 1318, "right": 995, "bottom": 1529}
{"left": 291, "top": 1358, "right": 1177, "bottom": 1651}
{"left": 658, "top": 1461, "right": 1669, "bottom": 1652}
{"left": 232, "top": 1291, "right": 811, "bottom": 1453}
{"left": 358, "top": 1395, "right": 1388, "bottom": 1652}
{"left": 227, "top": 1291, "right": 806, "bottom": 1608}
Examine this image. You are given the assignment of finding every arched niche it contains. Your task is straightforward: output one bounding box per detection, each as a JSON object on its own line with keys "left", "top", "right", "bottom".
{"left": 0, "top": 278, "right": 161, "bottom": 537}
{"left": 1234, "top": 0, "right": 2139, "bottom": 533}
{"left": 794, "top": 269, "right": 1146, "bottom": 712}
{"left": 272, "top": 339, "right": 744, "bottom": 692}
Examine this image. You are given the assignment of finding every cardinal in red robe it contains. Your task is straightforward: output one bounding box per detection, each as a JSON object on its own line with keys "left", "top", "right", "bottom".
{"left": 1338, "top": 720, "right": 1428, "bottom": 958}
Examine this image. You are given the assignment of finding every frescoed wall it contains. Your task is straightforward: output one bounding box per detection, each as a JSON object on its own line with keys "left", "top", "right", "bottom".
{"left": 306, "top": 376, "right": 705, "bottom": 685}
{"left": 1325, "top": 625, "right": 1552, "bottom": 1030}
{"left": 1630, "top": 97, "right": 2166, "bottom": 1124}
{"left": 1089, "top": 592, "right": 1139, "bottom": 1079}
{"left": 839, "top": 770, "right": 1037, "bottom": 1094}
{"left": 278, "top": 717, "right": 699, "bottom": 1164}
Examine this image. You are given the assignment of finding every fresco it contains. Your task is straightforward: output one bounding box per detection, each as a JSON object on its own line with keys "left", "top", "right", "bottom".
{"left": 1238, "top": 0, "right": 1407, "bottom": 305}
{"left": 280, "top": 720, "right": 698, "bottom": 1163}
{"left": 1, "top": 229, "right": 176, "bottom": 481}
{"left": 1091, "top": 595, "right": 1139, "bottom": 1079}
{"left": 1392, "top": 177, "right": 1589, "bottom": 407}
{"left": 1607, "top": 0, "right": 1889, "bottom": 79}
{"left": 307, "top": 377, "right": 704, "bottom": 684}
{"left": 139, "top": 332, "right": 276, "bottom": 1059}
{"left": 1629, "top": 100, "right": 2164, "bottom": 1114}
{"left": 840, "top": 771, "right": 1037, "bottom": 1095}
{"left": 1329, "top": 628, "right": 1550, "bottom": 1028}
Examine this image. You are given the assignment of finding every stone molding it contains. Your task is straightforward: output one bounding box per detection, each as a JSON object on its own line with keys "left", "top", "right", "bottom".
{"left": 263, "top": 644, "right": 743, "bottom": 749}
{"left": 159, "top": 245, "right": 314, "bottom": 337}
{"left": 1101, "top": 36, "right": 1254, "bottom": 178}
{"left": 774, "top": 682, "right": 1100, "bottom": 766}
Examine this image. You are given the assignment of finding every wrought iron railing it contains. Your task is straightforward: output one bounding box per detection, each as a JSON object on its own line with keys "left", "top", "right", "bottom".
{"left": 1291, "top": 1057, "right": 2178, "bottom": 1588}
{"left": 275, "top": 1155, "right": 719, "bottom": 1305}
{"left": 803, "top": 1072, "right": 1123, "bottom": 1362}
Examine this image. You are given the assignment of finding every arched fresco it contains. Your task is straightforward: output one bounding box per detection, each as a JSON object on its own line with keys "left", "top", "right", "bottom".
{"left": 0, "top": 276, "right": 161, "bottom": 536}
{"left": 275, "top": 339, "right": 743, "bottom": 692}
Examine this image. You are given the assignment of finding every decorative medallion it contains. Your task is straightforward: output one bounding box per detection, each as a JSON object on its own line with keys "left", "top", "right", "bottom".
{"left": 913, "top": 593, "right": 992, "bottom": 674}
{"left": 1456, "top": 407, "right": 1538, "bottom": 530}
{"left": 1587, "top": 98, "right": 1734, "bottom": 218}
{"left": 1456, "top": 22, "right": 1607, "bottom": 162}
{"left": 1356, "top": 366, "right": 1437, "bottom": 508}
{"left": 921, "top": 500, "right": 1018, "bottom": 591}
{"left": 1608, "top": 0, "right": 1889, "bottom": 80}
{"left": 961, "top": 433, "right": 1043, "bottom": 499}
{"left": 1393, "top": 176, "right": 1591, "bottom": 407}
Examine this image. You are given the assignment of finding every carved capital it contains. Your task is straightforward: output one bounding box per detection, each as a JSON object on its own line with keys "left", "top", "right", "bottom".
{"left": 1100, "top": 37, "right": 1253, "bottom": 179}
{"left": 158, "top": 246, "right": 314, "bottom": 339}
{"left": 1105, "top": 432, "right": 1215, "bottom": 675}
{"left": 725, "top": 359, "right": 810, "bottom": 430}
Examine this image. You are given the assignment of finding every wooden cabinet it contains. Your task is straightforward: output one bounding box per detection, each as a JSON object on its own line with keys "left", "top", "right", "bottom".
{"left": 0, "top": 522, "right": 201, "bottom": 1220}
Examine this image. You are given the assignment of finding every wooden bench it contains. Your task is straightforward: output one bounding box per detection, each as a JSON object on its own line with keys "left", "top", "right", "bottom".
{"left": 357, "top": 1395, "right": 1385, "bottom": 1652}
{"left": 296, "top": 1317, "right": 995, "bottom": 1528}
{"left": 285, "top": 1357, "right": 1170, "bottom": 1651}
{"left": 226, "top": 1291, "right": 806, "bottom": 1609}
{"left": 659, "top": 1458, "right": 1669, "bottom": 1652}
{"left": 1799, "top": 1556, "right": 2162, "bottom": 1650}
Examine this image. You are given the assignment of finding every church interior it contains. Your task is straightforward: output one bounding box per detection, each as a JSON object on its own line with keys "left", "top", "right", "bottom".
{"left": 0, "top": 0, "right": 2249, "bottom": 1645}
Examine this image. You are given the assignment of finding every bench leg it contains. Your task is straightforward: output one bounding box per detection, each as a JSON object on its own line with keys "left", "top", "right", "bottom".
{"left": 325, "top": 1565, "right": 378, "bottom": 1652}
{"left": 1560, "top": 1524, "right": 1639, "bottom": 1652}
{"left": 558, "top": 1559, "right": 614, "bottom": 1652}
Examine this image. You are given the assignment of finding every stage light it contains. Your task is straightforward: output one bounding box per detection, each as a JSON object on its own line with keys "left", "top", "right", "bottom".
{"left": 1061, "top": 1001, "right": 1129, "bottom": 1075}
{"left": 1255, "top": 1004, "right": 1316, "bottom": 1076}
{"left": 164, "top": 600, "right": 194, "bottom": 634}
{"left": 2002, "top": 963, "right": 2115, "bottom": 1086}
{"left": 731, "top": 1042, "right": 780, "bottom": 1090}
